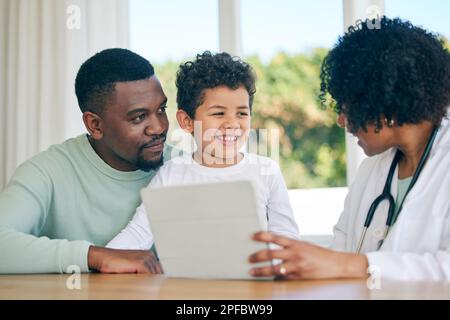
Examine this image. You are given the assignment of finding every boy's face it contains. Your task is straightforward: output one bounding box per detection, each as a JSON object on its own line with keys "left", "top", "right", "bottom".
{"left": 178, "top": 85, "right": 251, "bottom": 165}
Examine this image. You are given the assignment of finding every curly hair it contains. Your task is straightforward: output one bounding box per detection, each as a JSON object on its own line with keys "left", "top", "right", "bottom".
{"left": 176, "top": 51, "right": 256, "bottom": 118}
{"left": 75, "top": 48, "right": 154, "bottom": 115}
{"left": 320, "top": 17, "right": 450, "bottom": 133}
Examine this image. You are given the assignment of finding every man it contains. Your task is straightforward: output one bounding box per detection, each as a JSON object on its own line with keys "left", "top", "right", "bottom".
{"left": 0, "top": 48, "right": 169, "bottom": 273}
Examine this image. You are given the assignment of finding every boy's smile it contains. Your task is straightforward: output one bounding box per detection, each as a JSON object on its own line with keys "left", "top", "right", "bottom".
{"left": 214, "top": 130, "right": 243, "bottom": 146}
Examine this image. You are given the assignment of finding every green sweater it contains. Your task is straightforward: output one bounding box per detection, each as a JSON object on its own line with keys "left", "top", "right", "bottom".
{"left": 0, "top": 134, "right": 165, "bottom": 274}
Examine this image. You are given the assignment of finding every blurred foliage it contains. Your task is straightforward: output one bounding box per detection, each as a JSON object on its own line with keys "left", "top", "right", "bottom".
{"left": 442, "top": 36, "right": 450, "bottom": 51}
{"left": 154, "top": 49, "right": 347, "bottom": 189}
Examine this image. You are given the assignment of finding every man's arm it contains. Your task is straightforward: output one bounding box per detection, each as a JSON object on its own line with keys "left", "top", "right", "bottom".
{"left": 0, "top": 161, "right": 92, "bottom": 273}
{"left": 0, "top": 227, "right": 91, "bottom": 273}
{"left": 0, "top": 160, "right": 161, "bottom": 274}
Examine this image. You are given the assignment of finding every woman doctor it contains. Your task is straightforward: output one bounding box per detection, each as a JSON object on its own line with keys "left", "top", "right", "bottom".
{"left": 249, "top": 17, "right": 450, "bottom": 281}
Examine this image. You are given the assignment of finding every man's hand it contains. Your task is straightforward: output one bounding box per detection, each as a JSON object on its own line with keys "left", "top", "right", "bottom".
{"left": 87, "top": 246, "right": 163, "bottom": 274}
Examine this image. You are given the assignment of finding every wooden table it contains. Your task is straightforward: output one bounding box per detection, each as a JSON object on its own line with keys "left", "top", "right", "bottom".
{"left": 0, "top": 274, "right": 449, "bottom": 300}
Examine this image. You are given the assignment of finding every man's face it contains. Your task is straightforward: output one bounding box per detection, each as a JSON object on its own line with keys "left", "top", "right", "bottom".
{"left": 99, "top": 76, "right": 169, "bottom": 171}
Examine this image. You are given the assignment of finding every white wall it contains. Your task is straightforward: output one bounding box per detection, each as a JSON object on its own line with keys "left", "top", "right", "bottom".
{"left": 0, "top": 0, "right": 129, "bottom": 190}
{"left": 289, "top": 188, "right": 348, "bottom": 246}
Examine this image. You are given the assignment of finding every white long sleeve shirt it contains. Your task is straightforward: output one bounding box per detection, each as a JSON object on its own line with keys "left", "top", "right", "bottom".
{"left": 331, "top": 115, "right": 450, "bottom": 281}
{"left": 107, "top": 153, "right": 300, "bottom": 250}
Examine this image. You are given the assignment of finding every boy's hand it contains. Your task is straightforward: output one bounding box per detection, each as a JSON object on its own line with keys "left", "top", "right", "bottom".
{"left": 88, "top": 246, "right": 163, "bottom": 274}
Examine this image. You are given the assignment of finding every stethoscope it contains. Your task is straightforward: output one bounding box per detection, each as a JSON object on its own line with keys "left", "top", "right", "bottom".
{"left": 356, "top": 126, "right": 439, "bottom": 254}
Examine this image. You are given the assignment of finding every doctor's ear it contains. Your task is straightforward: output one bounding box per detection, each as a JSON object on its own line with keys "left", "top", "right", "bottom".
{"left": 176, "top": 109, "right": 194, "bottom": 134}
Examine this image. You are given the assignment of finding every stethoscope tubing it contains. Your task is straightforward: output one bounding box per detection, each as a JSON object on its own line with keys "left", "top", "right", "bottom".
{"left": 356, "top": 126, "right": 439, "bottom": 254}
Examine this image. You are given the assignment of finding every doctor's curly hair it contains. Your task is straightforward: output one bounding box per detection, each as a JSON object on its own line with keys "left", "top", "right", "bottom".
{"left": 319, "top": 17, "right": 450, "bottom": 133}
{"left": 176, "top": 51, "right": 256, "bottom": 118}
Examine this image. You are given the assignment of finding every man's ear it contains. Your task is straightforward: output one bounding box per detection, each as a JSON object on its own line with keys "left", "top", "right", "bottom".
{"left": 176, "top": 109, "right": 194, "bottom": 134}
{"left": 82, "top": 112, "right": 104, "bottom": 140}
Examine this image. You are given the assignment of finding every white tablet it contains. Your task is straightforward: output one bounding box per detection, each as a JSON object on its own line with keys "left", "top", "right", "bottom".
{"left": 140, "top": 180, "right": 273, "bottom": 280}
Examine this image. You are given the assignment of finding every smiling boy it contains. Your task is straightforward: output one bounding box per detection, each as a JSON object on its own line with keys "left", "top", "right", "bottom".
{"left": 107, "top": 51, "right": 299, "bottom": 250}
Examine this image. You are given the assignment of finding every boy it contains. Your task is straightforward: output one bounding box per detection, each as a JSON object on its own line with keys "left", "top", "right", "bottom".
{"left": 107, "top": 51, "right": 299, "bottom": 250}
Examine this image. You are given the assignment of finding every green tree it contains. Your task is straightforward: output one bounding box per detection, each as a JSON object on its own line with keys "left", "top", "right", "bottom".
{"left": 246, "top": 50, "right": 346, "bottom": 188}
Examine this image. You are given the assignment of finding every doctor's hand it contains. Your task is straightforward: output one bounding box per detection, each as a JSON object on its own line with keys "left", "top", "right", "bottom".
{"left": 248, "top": 232, "right": 368, "bottom": 280}
{"left": 88, "top": 246, "right": 163, "bottom": 274}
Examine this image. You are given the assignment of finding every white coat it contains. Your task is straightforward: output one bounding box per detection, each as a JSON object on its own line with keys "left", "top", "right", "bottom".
{"left": 331, "top": 114, "right": 450, "bottom": 281}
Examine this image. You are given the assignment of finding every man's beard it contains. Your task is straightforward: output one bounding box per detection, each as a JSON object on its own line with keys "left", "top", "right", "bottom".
{"left": 135, "top": 152, "right": 164, "bottom": 172}
{"left": 134, "top": 133, "right": 167, "bottom": 171}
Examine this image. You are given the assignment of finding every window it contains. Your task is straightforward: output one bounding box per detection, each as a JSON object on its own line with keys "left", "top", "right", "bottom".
{"left": 130, "top": 0, "right": 450, "bottom": 244}
{"left": 130, "top": 0, "right": 219, "bottom": 136}
{"left": 242, "top": 0, "right": 343, "bottom": 61}
{"left": 241, "top": 0, "right": 345, "bottom": 190}
{"left": 130, "top": 0, "right": 219, "bottom": 64}
{"left": 130, "top": 0, "right": 347, "bottom": 242}
{"left": 241, "top": 0, "right": 345, "bottom": 242}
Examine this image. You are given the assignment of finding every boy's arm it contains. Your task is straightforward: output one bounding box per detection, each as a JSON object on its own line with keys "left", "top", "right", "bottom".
{"left": 266, "top": 162, "right": 300, "bottom": 240}
{"left": 106, "top": 171, "right": 163, "bottom": 250}
{"left": 106, "top": 204, "right": 154, "bottom": 250}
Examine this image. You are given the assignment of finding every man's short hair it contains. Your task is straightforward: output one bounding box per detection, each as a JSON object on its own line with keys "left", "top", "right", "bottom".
{"left": 75, "top": 48, "right": 155, "bottom": 115}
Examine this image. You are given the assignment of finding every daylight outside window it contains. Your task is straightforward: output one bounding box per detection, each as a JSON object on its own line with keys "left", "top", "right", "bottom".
{"left": 129, "top": 0, "right": 450, "bottom": 244}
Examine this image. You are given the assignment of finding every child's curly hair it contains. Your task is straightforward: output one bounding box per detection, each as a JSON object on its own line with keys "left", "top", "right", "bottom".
{"left": 176, "top": 51, "right": 256, "bottom": 118}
